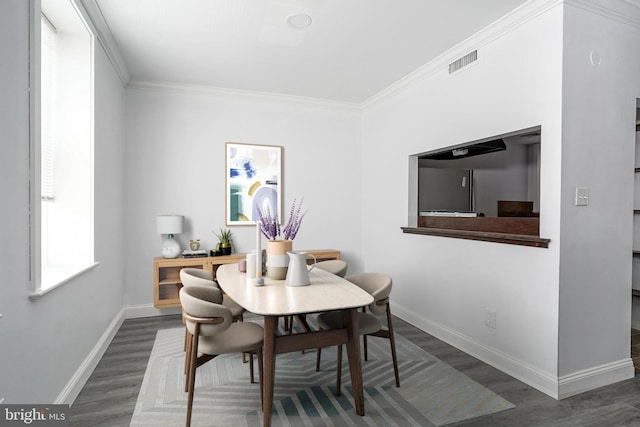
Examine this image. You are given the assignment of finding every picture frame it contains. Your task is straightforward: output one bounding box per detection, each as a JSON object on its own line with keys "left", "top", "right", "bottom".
{"left": 225, "top": 142, "right": 283, "bottom": 225}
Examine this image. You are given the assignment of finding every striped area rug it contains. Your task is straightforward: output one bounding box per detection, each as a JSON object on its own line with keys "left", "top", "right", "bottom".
{"left": 131, "top": 323, "right": 514, "bottom": 426}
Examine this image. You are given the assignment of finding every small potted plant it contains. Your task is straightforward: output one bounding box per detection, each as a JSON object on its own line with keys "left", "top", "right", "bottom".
{"left": 214, "top": 228, "right": 234, "bottom": 255}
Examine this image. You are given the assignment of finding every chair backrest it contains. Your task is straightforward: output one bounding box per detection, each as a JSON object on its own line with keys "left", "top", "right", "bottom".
{"left": 345, "top": 272, "right": 392, "bottom": 315}
{"left": 179, "top": 285, "right": 231, "bottom": 336}
{"left": 316, "top": 260, "right": 348, "bottom": 278}
{"left": 180, "top": 268, "right": 217, "bottom": 288}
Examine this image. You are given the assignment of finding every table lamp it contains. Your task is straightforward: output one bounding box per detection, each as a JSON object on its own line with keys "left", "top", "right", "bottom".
{"left": 157, "top": 215, "right": 184, "bottom": 258}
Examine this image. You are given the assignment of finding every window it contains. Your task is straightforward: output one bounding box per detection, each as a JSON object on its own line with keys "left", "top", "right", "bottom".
{"left": 30, "top": 0, "right": 96, "bottom": 297}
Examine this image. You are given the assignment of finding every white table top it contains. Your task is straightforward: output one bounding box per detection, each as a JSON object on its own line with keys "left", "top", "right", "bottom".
{"left": 216, "top": 263, "right": 373, "bottom": 316}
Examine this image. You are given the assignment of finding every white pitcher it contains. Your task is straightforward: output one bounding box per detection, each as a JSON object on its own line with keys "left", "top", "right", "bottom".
{"left": 285, "top": 251, "right": 316, "bottom": 286}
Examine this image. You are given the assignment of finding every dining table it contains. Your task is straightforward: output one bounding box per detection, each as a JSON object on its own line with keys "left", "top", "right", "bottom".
{"left": 216, "top": 263, "right": 374, "bottom": 427}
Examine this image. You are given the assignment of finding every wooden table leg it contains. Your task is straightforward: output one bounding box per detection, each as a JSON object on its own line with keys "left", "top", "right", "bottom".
{"left": 342, "top": 308, "right": 365, "bottom": 416}
{"left": 263, "top": 316, "right": 278, "bottom": 427}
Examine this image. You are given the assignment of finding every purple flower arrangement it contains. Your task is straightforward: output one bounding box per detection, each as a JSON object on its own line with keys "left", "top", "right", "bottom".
{"left": 257, "top": 198, "right": 307, "bottom": 240}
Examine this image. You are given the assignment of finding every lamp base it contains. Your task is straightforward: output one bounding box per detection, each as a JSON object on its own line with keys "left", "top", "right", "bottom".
{"left": 161, "top": 237, "right": 181, "bottom": 258}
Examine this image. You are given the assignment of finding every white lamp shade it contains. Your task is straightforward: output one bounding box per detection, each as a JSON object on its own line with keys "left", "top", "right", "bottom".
{"left": 156, "top": 215, "right": 184, "bottom": 234}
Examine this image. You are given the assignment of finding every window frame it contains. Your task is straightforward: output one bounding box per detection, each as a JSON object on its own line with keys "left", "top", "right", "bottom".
{"left": 28, "top": 0, "right": 99, "bottom": 299}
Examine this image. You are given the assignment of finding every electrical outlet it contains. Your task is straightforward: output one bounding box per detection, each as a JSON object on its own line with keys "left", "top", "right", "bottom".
{"left": 485, "top": 308, "right": 496, "bottom": 329}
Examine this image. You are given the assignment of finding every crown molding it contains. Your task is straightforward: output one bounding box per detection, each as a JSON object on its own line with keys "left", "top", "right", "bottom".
{"left": 362, "top": 0, "right": 563, "bottom": 109}
{"left": 127, "top": 79, "right": 363, "bottom": 113}
{"left": 564, "top": 0, "right": 640, "bottom": 29}
{"left": 78, "top": 0, "right": 130, "bottom": 86}
{"left": 363, "top": 0, "right": 640, "bottom": 110}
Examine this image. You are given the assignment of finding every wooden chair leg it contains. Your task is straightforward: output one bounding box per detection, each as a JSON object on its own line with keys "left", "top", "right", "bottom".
{"left": 284, "top": 316, "right": 292, "bottom": 333}
{"left": 183, "top": 327, "right": 188, "bottom": 352}
{"left": 249, "top": 352, "right": 255, "bottom": 383}
{"left": 363, "top": 335, "right": 369, "bottom": 361}
{"left": 386, "top": 305, "right": 400, "bottom": 387}
{"left": 184, "top": 331, "right": 193, "bottom": 386}
{"left": 336, "top": 345, "right": 343, "bottom": 396}
{"left": 186, "top": 326, "right": 199, "bottom": 427}
{"left": 316, "top": 347, "right": 322, "bottom": 371}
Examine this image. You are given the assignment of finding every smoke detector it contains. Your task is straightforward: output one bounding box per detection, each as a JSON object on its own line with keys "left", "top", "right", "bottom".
{"left": 287, "top": 13, "right": 312, "bottom": 29}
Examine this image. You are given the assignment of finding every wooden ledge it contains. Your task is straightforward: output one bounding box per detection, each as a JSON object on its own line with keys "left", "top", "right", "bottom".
{"left": 418, "top": 216, "right": 540, "bottom": 235}
{"left": 401, "top": 227, "right": 550, "bottom": 248}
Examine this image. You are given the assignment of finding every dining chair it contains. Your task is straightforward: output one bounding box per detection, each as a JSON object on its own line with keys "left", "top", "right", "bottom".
{"left": 315, "top": 272, "right": 400, "bottom": 396}
{"left": 180, "top": 268, "right": 245, "bottom": 322}
{"left": 180, "top": 268, "right": 251, "bottom": 373}
{"left": 180, "top": 285, "right": 264, "bottom": 427}
{"left": 283, "top": 259, "right": 349, "bottom": 334}
{"left": 316, "top": 259, "right": 348, "bottom": 277}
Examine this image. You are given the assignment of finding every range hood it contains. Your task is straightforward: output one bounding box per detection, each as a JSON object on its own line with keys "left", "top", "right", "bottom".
{"left": 419, "top": 139, "right": 506, "bottom": 160}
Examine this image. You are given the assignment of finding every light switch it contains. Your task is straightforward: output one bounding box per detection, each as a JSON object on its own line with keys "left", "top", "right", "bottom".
{"left": 575, "top": 187, "right": 589, "bottom": 206}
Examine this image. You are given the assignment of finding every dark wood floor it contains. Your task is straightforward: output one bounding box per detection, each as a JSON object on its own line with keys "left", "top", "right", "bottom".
{"left": 70, "top": 314, "right": 640, "bottom": 426}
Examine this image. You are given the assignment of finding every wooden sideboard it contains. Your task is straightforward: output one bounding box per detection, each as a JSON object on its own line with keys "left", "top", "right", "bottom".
{"left": 153, "top": 249, "right": 341, "bottom": 308}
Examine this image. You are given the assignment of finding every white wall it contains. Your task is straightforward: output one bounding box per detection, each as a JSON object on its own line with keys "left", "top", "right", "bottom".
{"left": 361, "top": 0, "right": 640, "bottom": 398}
{"left": 123, "top": 87, "right": 363, "bottom": 309}
{"left": 361, "top": 2, "right": 565, "bottom": 396}
{"left": 557, "top": 2, "right": 640, "bottom": 391}
{"left": 0, "top": 0, "right": 126, "bottom": 403}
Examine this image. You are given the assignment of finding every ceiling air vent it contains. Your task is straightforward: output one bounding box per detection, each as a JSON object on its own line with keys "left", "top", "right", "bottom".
{"left": 448, "top": 50, "right": 477, "bottom": 74}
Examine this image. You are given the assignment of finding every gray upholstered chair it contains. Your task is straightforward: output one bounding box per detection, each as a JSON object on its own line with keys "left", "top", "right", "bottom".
{"left": 315, "top": 272, "right": 399, "bottom": 396}
{"left": 180, "top": 285, "right": 263, "bottom": 427}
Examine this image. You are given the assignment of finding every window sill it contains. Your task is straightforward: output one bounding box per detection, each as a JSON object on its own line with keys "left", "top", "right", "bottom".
{"left": 29, "top": 262, "right": 100, "bottom": 300}
{"left": 401, "top": 227, "right": 550, "bottom": 248}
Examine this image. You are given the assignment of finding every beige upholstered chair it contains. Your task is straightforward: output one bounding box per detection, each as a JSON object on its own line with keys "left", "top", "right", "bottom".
{"left": 180, "top": 268, "right": 244, "bottom": 321}
{"left": 316, "top": 259, "right": 348, "bottom": 277}
{"left": 180, "top": 268, "right": 251, "bottom": 371}
{"left": 180, "top": 285, "right": 263, "bottom": 427}
{"left": 284, "top": 259, "right": 349, "bottom": 334}
{"left": 315, "top": 272, "right": 399, "bottom": 396}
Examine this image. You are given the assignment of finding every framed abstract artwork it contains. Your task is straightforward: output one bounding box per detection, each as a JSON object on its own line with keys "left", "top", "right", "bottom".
{"left": 225, "top": 142, "right": 282, "bottom": 225}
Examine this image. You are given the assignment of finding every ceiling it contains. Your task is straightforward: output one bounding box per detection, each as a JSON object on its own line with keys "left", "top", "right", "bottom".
{"left": 94, "top": 0, "right": 529, "bottom": 104}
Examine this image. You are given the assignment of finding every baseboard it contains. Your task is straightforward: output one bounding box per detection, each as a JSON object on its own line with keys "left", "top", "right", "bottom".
{"left": 393, "top": 303, "right": 636, "bottom": 400}
{"left": 125, "top": 303, "right": 181, "bottom": 319}
{"left": 392, "top": 303, "right": 560, "bottom": 398}
{"left": 558, "top": 358, "right": 634, "bottom": 399}
{"left": 55, "top": 304, "right": 180, "bottom": 404}
{"left": 56, "top": 307, "right": 125, "bottom": 405}
{"left": 58, "top": 300, "right": 633, "bottom": 406}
